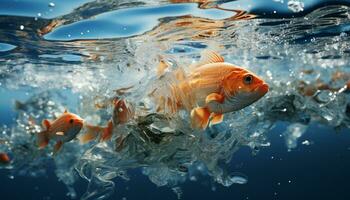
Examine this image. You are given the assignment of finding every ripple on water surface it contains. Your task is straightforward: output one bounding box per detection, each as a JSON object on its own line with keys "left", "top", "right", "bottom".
{"left": 0, "top": 42, "right": 16, "bottom": 52}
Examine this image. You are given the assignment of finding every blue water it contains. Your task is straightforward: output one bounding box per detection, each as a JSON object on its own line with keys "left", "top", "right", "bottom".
{"left": 1, "top": 0, "right": 350, "bottom": 200}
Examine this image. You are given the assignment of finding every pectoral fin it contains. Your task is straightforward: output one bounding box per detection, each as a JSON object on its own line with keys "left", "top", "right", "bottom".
{"left": 205, "top": 93, "right": 224, "bottom": 104}
{"left": 191, "top": 107, "right": 210, "bottom": 130}
{"left": 205, "top": 93, "right": 225, "bottom": 114}
{"left": 53, "top": 141, "right": 63, "bottom": 155}
{"left": 209, "top": 113, "right": 224, "bottom": 126}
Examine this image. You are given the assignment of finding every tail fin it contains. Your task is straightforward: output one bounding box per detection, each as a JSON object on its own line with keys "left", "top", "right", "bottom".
{"left": 53, "top": 141, "right": 63, "bottom": 155}
{"left": 78, "top": 124, "right": 101, "bottom": 144}
{"left": 190, "top": 107, "right": 211, "bottom": 130}
{"left": 100, "top": 121, "right": 114, "bottom": 142}
{"left": 37, "top": 131, "right": 49, "bottom": 149}
{"left": 78, "top": 121, "right": 114, "bottom": 144}
{"left": 0, "top": 153, "right": 10, "bottom": 164}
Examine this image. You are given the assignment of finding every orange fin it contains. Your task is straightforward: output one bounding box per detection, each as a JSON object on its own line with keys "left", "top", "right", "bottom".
{"left": 78, "top": 121, "right": 114, "bottom": 143}
{"left": 0, "top": 153, "right": 10, "bottom": 164}
{"left": 191, "top": 50, "right": 224, "bottom": 69}
{"left": 191, "top": 107, "right": 211, "bottom": 129}
{"left": 37, "top": 131, "right": 49, "bottom": 149}
{"left": 100, "top": 121, "right": 114, "bottom": 142}
{"left": 206, "top": 93, "right": 225, "bottom": 113}
{"left": 42, "top": 119, "right": 51, "bottom": 130}
{"left": 205, "top": 93, "right": 224, "bottom": 104}
{"left": 53, "top": 141, "right": 63, "bottom": 155}
{"left": 210, "top": 113, "right": 224, "bottom": 126}
{"left": 78, "top": 125, "right": 101, "bottom": 144}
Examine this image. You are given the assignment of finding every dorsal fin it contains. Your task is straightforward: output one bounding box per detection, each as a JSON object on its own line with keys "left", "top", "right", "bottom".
{"left": 200, "top": 50, "right": 224, "bottom": 64}
{"left": 64, "top": 109, "right": 68, "bottom": 114}
{"left": 42, "top": 119, "right": 51, "bottom": 130}
{"left": 190, "top": 50, "right": 224, "bottom": 69}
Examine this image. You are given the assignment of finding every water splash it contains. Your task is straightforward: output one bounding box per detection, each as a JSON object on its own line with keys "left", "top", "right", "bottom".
{"left": 1, "top": 0, "right": 350, "bottom": 199}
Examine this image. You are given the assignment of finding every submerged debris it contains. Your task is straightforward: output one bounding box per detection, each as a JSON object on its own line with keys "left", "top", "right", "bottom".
{"left": 230, "top": 174, "right": 248, "bottom": 185}
{"left": 288, "top": 0, "right": 305, "bottom": 13}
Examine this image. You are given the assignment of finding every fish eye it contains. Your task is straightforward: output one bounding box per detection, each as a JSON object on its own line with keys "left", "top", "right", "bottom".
{"left": 243, "top": 74, "right": 253, "bottom": 85}
{"left": 69, "top": 119, "right": 74, "bottom": 124}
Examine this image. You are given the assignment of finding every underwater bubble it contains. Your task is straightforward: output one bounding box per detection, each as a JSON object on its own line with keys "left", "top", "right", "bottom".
{"left": 302, "top": 140, "right": 310, "bottom": 145}
{"left": 284, "top": 123, "right": 307, "bottom": 150}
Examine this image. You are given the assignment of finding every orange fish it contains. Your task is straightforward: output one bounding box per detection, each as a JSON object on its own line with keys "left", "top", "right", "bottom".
{"left": 156, "top": 50, "right": 269, "bottom": 129}
{"left": 0, "top": 152, "right": 10, "bottom": 164}
{"left": 79, "top": 98, "right": 134, "bottom": 143}
{"left": 37, "top": 110, "right": 84, "bottom": 154}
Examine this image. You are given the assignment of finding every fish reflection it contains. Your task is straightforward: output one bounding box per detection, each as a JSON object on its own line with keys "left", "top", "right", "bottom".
{"left": 147, "top": 12, "right": 255, "bottom": 42}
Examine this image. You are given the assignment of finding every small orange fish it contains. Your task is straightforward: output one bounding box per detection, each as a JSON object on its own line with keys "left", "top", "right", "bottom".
{"left": 0, "top": 152, "right": 10, "bottom": 164}
{"left": 79, "top": 98, "right": 134, "bottom": 143}
{"left": 111, "top": 97, "right": 134, "bottom": 125}
{"left": 37, "top": 110, "right": 84, "bottom": 154}
{"left": 156, "top": 50, "right": 269, "bottom": 129}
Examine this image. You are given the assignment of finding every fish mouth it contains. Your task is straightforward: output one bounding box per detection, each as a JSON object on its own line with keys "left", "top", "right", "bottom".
{"left": 76, "top": 118, "right": 84, "bottom": 127}
{"left": 255, "top": 83, "right": 269, "bottom": 95}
